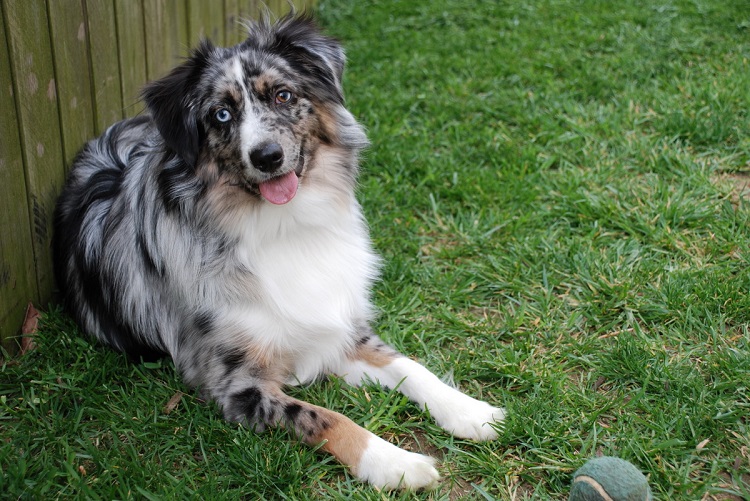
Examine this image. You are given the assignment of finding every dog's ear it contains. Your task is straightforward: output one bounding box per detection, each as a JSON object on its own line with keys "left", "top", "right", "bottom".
{"left": 270, "top": 14, "right": 346, "bottom": 103}
{"left": 142, "top": 40, "right": 214, "bottom": 167}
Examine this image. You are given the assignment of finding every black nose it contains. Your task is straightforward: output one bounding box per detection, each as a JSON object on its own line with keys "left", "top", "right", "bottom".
{"left": 250, "top": 142, "right": 284, "bottom": 173}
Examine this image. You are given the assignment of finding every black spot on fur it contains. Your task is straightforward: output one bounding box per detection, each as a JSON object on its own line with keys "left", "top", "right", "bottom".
{"left": 92, "top": 309, "right": 166, "bottom": 363}
{"left": 356, "top": 335, "right": 371, "bottom": 346}
{"left": 284, "top": 403, "right": 302, "bottom": 421}
{"left": 216, "top": 236, "right": 229, "bottom": 256}
{"left": 194, "top": 311, "right": 215, "bottom": 337}
{"left": 137, "top": 233, "right": 161, "bottom": 275}
{"left": 156, "top": 159, "right": 206, "bottom": 214}
{"left": 232, "top": 387, "right": 263, "bottom": 421}
{"left": 220, "top": 347, "right": 245, "bottom": 375}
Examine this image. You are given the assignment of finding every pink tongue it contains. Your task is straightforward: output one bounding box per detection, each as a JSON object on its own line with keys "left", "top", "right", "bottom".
{"left": 258, "top": 171, "right": 299, "bottom": 205}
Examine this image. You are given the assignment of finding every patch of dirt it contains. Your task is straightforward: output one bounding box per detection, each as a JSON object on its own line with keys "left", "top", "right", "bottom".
{"left": 713, "top": 172, "right": 750, "bottom": 207}
{"left": 701, "top": 471, "right": 750, "bottom": 500}
{"left": 390, "top": 430, "right": 481, "bottom": 500}
{"left": 391, "top": 428, "right": 444, "bottom": 459}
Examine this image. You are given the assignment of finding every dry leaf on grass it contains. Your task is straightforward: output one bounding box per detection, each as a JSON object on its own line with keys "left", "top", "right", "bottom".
{"left": 163, "top": 391, "right": 184, "bottom": 414}
{"left": 20, "top": 302, "right": 40, "bottom": 355}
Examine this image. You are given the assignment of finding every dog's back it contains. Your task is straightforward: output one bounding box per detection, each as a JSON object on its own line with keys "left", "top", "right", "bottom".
{"left": 54, "top": 115, "right": 172, "bottom": 361}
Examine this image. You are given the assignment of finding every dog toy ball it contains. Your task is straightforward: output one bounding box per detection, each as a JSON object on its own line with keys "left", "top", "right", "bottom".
{"left": 570, "top": 456, "right": 651, "bottom": 501}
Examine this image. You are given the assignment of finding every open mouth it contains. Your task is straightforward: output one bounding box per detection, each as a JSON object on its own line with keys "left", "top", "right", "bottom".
{"left": 258, "top": 170, "right": 299, "bottom": 205}
{"left": 241, "top": 149, "right": 305, "bottom": 205}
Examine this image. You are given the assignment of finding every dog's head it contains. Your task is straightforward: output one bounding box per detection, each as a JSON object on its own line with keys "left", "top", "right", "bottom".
{"left": 142, "top": 14, "right": 367, "bottom": 205}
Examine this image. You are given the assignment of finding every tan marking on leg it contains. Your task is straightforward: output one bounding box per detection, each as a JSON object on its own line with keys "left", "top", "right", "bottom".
{"left": 309, "top": 410, "right": 371, "bottom": 473}
{"left": 353, "top": 343, "right": 397, "bottom": 368}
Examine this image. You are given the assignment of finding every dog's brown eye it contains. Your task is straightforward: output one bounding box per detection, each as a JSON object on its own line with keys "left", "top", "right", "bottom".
{"left": 275, "top": 90, "right": 293, "bottom": 105}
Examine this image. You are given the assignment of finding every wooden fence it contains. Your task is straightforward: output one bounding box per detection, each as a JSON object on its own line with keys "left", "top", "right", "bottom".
{"left": 0, "top": 0, "right": 313, "bottom": 351}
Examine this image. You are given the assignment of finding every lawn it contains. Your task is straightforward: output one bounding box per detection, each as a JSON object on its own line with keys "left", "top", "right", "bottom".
{"left": 2, "top": 0, "right": 749, "bottom": 499}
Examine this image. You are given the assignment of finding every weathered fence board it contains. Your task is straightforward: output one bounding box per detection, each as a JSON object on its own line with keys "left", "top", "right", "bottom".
{"left": 143, "top": 0, "right": 189, "bottom": 81}
{"left": 0, "top": 0, "right": 311, "bottom": 351}
{"left": 114, "top": 0, "right": 148, "bottom": 118}
{"left": 187, "top": 0, "right": 225, "bottom": 49}
{"left": 3, "top": 1, "right": 67, "bottom": 341}
{"left": 87, "top": 0, "right": 125, "bottom": 134}
{"left": 224, "top": 0, "right": 241, "bottom": 46}
{"left": 47, "top": 0, "right": 96, "bottom": 166}
{"left": 0, "top": 10, "right": 38, "bottom": 350}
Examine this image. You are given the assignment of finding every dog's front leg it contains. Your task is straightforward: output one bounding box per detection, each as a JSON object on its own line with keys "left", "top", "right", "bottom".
{"left": 335, "top": 334, "right": 505, "bottom": 441}
{"left": 218, "top": 381, "right": 439, "bottom": 490}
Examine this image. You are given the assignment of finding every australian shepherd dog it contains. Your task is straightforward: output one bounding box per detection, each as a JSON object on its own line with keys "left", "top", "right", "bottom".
{"left": 53, "top": 14, "right": 503, "bottom": 489}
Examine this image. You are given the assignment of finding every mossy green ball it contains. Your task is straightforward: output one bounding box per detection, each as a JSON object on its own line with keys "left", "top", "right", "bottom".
{"left": 569, "top": 456, "right": 651, "bottom": 501}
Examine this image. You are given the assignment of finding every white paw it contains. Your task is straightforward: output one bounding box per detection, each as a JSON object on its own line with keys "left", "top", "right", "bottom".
{"left": 355, "top": 434, "right": 440, "bottom": 490}
{"left": 431, "top": 393, "right": 505, "bottom": 440}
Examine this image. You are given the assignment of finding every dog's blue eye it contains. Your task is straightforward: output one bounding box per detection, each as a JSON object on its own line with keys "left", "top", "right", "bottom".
{"left": 215, "top": 109, "right": 232, "bottom": 123}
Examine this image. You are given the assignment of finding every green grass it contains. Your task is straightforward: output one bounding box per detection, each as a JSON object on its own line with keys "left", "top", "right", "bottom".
{"left": 3, "top": 0, "right": 750, "bottom": 498}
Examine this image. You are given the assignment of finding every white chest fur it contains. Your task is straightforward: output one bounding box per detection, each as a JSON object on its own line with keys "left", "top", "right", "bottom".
{"left": 232, "top": 187, "right": 380, "bottom": 384}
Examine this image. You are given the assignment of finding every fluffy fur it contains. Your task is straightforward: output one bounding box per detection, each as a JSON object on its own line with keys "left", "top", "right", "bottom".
{"left": 53, "top": 14, "right": 503, "bottom": 489}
